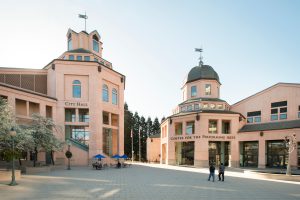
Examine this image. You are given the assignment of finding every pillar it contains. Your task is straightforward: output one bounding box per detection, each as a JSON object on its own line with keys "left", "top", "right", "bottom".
{"left": 258, "top": 139, "right": 266, "bottom": 168}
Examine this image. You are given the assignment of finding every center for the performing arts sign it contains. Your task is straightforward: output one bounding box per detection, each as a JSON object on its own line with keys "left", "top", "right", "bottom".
{"left": 65, "top": 102, "right": 88, "bottom": 107}
{"left": 170, "top": 135, "right": 235, "bottom": 141}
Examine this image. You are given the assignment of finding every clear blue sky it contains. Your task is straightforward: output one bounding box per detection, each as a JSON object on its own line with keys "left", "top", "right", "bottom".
{"left": 0, "top": 0, "right": 299, "bottom": 120}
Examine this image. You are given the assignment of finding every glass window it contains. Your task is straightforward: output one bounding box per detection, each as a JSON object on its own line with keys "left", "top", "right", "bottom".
{"left": 205, "top": 84, "right": 211, "bottom": 95}
{"left": 79, "top": 109, "right": 89, "bottom": 122}
{"left": 93, "top": 35, "right": 99, "bottom": 52}
{"left": 271, "top": 114, "right": 278, "bottom": 121}
{"left": 242, "top": 141, "right": 258, "bottom": 167}
{"left": 267, "top": 140, "right": 288, "bottom": 168}
{"left": 222, "top": 121, "right": 230, "bottom": 134}
{"left": 203, "top": 104, "right": 208, "bottom": 109}
{"left": 247, "top": 117, "right": 253, "bottom": 123}
{"left": 210, "top": 104, "right": 215, "bottom": 109}
{"left": 65, "top": 108, "right": 76, "bottom": 122}
{"left": 69, "top": 55, "right": 74, "bottom": 60}
{"left": 217, "top": 104, "right": 223, "bottom": 109}
{"left": 84, "top": 56, "right": 90, "bottom": 61}
{"left": 66, "top": 126, "right": 89, "bottom": 146}
{"left": 94, "top": 58, "right": 98, "bottom": 62}
{"left": 194, "top": 104, "right": 200, "bottom": 110}
{"left": 68, "top": 34, "right": 72, "bottom": 50}
{"left": 102, "top": 84, "right": 109, "bottom": 102}
{"left": 280, "top": 113, "right": 287, "bottom": 120}
{"left": 191, "top": 86, "right": 197, "bottom": 97}
{"left": 72, "top": 80, "right": 81, "bottom": 98}
{"left": 112, "top": 88, "right": 118, "bottom": 105}
{"left": 175, "top": 123, "right": 183, "bottom": 135}
{"left": 103, "top": 111, "right": 109, "bottom": 125}
{"left": 77, "top": 56, "right": 82, "bottom": 61}
{"left": 254, "top": 116, "right": 261, "bottom": 123}
{"left": 186, "top": 121, "right": 194, "bottom": 135}
{"left": 208, "top": 120, "right": 217, "bottom": 134}
{"left": 187, "top": 105, "right": 192, "bottom": 111}
{"left": 181, "top": 106, "right": 187, "bottom": 112}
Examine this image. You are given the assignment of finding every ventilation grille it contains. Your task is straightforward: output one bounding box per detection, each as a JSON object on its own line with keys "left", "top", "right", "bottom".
{"left": 0, "top": 74, "right": 47, "bottom": 94}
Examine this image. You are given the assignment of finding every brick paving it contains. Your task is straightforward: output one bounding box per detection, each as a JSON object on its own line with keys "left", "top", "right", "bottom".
{"left": 0, "top": 164, "right": 299, "bottom": 200}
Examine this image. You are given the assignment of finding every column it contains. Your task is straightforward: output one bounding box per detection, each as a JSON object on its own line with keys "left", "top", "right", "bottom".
{"left": 26, "top": 101, "right": 29, "bottom": 117}
{"left": 258, "top": 139, "right": 266, "bottom": 168}
{"left": 217, "top": 119, "right": 222, "bottom": 134}
{"left": 75, "top": 108, "right": 79, "bottom": 122}
{"left": 220, "top": 142, "right": 225, "bottom": 164}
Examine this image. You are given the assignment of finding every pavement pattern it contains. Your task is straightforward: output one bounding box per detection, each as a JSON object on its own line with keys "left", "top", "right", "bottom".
{"left": 0, "top": 164, "right": 299, "bottom": 200}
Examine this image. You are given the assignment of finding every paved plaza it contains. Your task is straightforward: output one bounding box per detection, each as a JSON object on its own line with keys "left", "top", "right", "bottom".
{"left": 0, "top": 164, "right": 299, "bottom": 200}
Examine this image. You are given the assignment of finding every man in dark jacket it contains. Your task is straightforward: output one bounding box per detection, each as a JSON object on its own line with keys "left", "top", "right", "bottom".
{"left": 218, "top": 163, "right": 225, "bottom": 181}
{"left": 208, "top": 164, "right": 215, "bottom": 182}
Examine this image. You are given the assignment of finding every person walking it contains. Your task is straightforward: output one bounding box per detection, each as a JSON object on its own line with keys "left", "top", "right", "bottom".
{"left": 218, "top": 163, "right": 225, "bottom": 181}
{"left": 208, "top": 164, "right": 215, "bottom": 182}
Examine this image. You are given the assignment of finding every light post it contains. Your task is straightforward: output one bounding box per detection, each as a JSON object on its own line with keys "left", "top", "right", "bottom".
{"left": 284, "top": 134, "right": 297, "bottom": 176}
{"left": 9, "top": 127, "right": 17, "bottom": 186}
{"left": 65, "top": 140, "right": 72, "bottom": 170}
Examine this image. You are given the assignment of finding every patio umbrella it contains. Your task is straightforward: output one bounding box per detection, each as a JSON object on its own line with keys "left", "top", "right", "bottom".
{"left": 111, "top": 154, "right": 121, "bottom": 159}
{"left": 94, "top": 154, "right": 106, "bottom": 159}
{"left": 120, "top": 154, "right": 128, "bottom": 159}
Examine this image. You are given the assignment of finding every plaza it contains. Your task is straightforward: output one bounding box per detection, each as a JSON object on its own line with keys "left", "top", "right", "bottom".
{"left": 0, "top": 164, "right": 299, "bottom": 200}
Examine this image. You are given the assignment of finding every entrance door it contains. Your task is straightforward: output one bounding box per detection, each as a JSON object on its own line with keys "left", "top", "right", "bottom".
{"left": 45, "top": 151, "right": 52, "bottom": 165}
{"left": 175, "top": 141, "right": 194, "bottom": 165}
{"left": 209, "top": 141, "right": 230, "bottom": 166}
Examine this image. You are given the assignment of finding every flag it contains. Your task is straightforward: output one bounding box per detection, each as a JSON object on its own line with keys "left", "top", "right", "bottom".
{"left": 78, "top": 14, "right": 88, "bottom": 19}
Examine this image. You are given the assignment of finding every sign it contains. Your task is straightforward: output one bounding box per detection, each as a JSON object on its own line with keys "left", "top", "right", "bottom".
{"left": 65, "top": 102, "right": 88, "bottom": 107}
{"left": 170, "top": 135, "right": 235, "bottom": 141}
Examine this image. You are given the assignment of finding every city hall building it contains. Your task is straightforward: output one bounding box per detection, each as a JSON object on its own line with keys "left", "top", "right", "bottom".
{"left": 160, "top": 59, "right": 300, "bottom": 169}
{"left": 0, "top": 28, "right": 125, "bottom": 166}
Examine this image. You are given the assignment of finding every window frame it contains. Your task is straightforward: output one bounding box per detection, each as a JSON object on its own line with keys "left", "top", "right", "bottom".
{"left": 112, "top": 88, "right": 118, "bottom": 105}
{"left": 102, "top": 84, "right": 109, "bottom": 102}
{"left": 72, "top": 80, "right": 81, "bottom": 98}
{"left": 191, "top": 86, "right": 197, "bottom": 97}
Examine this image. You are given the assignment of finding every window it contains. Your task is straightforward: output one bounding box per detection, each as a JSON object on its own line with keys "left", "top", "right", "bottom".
{"left": 93, "top": 35, "right": 99, "bottom": 52}
{"left": 203, "top": 104, "right": 208, "bottom": 109}
{"left": 69, "top": 55, "right": 74, "bottom": 60}
{"left": 222, "top": 121, "right": 230, "bottom": 134}
{"left": 181, "top": 106, "right": 187, "bottom": 112}
{"left": 77, "top": 56, "right": 82, "bottom": 61}
{"left": 191, "top": 86, "right": 197, "bottom": 97}
{"left": 186, "top": 121, "right": 195, "bottom": 135}
{"left": 210, "top": 104, "right": 215, "bottom": 109}
{"left": 217, "top": 104, "right": 223, "bottom": 109}
{"left": 103, "top": 111, "right": 109, "bottom": 125}
{"left": 102, "top": 84, "right": 109, "bottom": 102}
{"left": 65, "top": 108, "right": 76, "bottom": 122}
{"left": 94, "top": 58, "right": 98, "bottom": 62}
{"left": 72, "top": 80, "right": 81, "bottom": 98}
{"left": 270, "top": 101, "right": 287, "bottom": 121}
{"left": 65, "top": 126, "right": 89, "bottom": 146}
{"left": 68, "top": 34, "right": 72, "bottom": 50}
{"left": 205, "top": 84, "right": 211, "bottom": 95}
{"left": 247, "top": 111, "right": 261, "bottom": 123}
{"left": 298, "top": 106, "right": 300, "bottom": 118}
{"left": 175, "top": 123, "right": 183, "bottom": 135}
{"left": 112, "top": 88, "right": 118, "bottom": 105}
{"left": 208, "top": 120, "right": 217, "bottom": 134}
{"left": 194, "top": 104, "right": 200, "bottom": 110}
{"left": 79, "top": 109, "right": 89, "bottom": 122}
{"left": 84, "top": 56, "right": 90, "bottom": 61}
{"left": 187, "top": 105, "right": 192, "bottom": 111}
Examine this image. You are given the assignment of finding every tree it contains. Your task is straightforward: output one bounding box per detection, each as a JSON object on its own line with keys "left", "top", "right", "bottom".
{"left": 132, "top": 112, "right": 140, "bottom": 161}
{"left": 0, "top": 98, "right": 34, "bottom": 162}
{"left": 152, "top": 117, "right": 161, "bottom": 135}
{"left": 27, "top": 113, "right": 63, "bottom": 166}
{"left": 124, "top": 103, "right": 134, "bottom": 158}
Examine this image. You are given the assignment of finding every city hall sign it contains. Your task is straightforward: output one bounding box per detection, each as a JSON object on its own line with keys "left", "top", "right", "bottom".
{"left": 64, "top": 101, "right": 88, "bottom": 107}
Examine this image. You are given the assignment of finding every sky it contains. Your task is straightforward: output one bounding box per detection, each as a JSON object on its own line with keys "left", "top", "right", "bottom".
{"left": 0, "top": 0, "right": 299, "bottom": 120}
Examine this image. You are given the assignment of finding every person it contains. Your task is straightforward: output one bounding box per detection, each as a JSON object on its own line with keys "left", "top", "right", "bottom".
{"left": 218, "top": 163, "right": 225, "bottom": 181}
{"left": 117, "top": 160, "right": 121, "bottom": 168}
{"left": 208, "top": 164, "right": 215, "bottom": 182}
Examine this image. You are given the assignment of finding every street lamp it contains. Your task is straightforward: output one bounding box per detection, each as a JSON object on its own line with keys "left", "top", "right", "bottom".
{"left": 9, "top": 127, "right": 17, "bottom": 186}
{"left": 65, "top": 140, "right": 72, "bottom": 170}
{"left": 284, "top": 134, "right": 297, "bottom": 176}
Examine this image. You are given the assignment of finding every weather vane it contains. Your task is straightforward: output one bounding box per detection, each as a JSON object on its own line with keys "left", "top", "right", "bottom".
{"left": 78, "top": 12, "right": 88, "bottom": 32}
{"left": 195, "top": 48, "right": 203, "bottom": 66}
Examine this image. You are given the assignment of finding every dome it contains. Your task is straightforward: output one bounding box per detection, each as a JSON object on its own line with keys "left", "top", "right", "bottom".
{"left": 186, "top": 65, "right": 220, "bottom": 84}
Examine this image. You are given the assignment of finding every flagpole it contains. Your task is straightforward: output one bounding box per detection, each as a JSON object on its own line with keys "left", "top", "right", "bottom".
{"left": 84, "top": 11, "right": 87, "bottom": 32}
{"left": 139, "top": 126, "right": 141, "bottom": 162}
{"left": 131, "top": 129, "right": 133, "bottom": 163}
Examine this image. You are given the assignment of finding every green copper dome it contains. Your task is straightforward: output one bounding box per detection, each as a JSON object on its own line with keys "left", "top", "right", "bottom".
{"left": 186, "top": 65, "right": 220, "bottom": 84}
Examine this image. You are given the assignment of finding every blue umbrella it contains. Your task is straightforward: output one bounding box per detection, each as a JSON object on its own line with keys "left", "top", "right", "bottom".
{"left": 120, "top": 154, "right": 128, "bottom": 159}
{"left": 111, "top": 154, "right": 121, "bottom": 159}
{"left": 94, "top": 154, "right": 106, "bottom": 159}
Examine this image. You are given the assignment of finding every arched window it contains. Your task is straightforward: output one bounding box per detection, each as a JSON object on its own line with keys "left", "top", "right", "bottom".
{"left": 112, "top": 89, "right": 118, "bottom": 105}
{"left": 93, "top": 35, "right": 99, "bottom": 52}
{"left": 68, "top": 33, "right": 72, "bottom": 50}
{"left": 72, "top": 80, "right": 81, "bottom": 98}
{"left": 102, "top": 84, "right": 109, "bottom": 102}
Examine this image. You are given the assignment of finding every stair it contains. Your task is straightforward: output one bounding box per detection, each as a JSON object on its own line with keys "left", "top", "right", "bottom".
{"left": 67, "top": 138, "right": 89, "bottom": 151}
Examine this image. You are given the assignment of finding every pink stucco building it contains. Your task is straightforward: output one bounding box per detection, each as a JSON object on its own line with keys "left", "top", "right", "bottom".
{"left": 0, "top": 28, "right": 125, "bottom": 166}
{"left": 160, "top": 57, "right": 300, "bottom": 169}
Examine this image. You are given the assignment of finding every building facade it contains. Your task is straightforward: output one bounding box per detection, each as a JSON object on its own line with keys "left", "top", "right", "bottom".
{"left": 0, "top": 29, "right": 125, "bottom": 166}
{"left": 160, "top": 58, "right": 300, "bottom": 169}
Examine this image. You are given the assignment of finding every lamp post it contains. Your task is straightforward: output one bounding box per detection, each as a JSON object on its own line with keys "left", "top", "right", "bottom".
{"left": 65, "top": 140, "right": 72, "bottom": 170}
{"left": 9, "top": 127, "right": 17, "bottom": 186}
{"left": 284, "top": 134, "right": 297, "bottom": 176}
